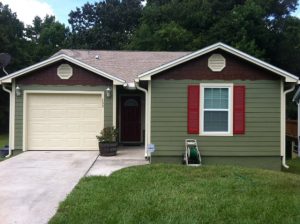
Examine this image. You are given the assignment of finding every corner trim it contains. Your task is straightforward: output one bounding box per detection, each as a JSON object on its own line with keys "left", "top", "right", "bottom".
{"left": 112, "top": 85, "right": 117, "bottom": 127}
{"left": 280, "top": 81, "right": 284, "bottom": 157}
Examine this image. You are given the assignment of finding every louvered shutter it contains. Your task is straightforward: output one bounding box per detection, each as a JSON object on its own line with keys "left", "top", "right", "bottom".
{"left": 233, "top": 86, "right": 245, "bottom": 134}
{"left": 188, "top": 85, "right": 200, "bottom": 134}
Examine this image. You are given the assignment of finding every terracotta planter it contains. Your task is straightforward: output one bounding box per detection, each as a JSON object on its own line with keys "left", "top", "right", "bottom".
{"left": 99, "top": 142, "right": 118, "bottom": 156}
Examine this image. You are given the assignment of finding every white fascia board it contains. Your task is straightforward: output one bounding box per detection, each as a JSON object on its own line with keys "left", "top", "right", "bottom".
{"left": 286, "top": 77, "right": 298, "bottom": 82}
{"left": 1, "top": 78, "right": 12, "bottom": 83}
{"left": 138, "top": 42, "right": 299, "bottom": 83}
{"left": 0, "top": 54, "right": 126, "bottom": 84}
{"left": 113, "top": 80, "right": 125, "bottom": 85}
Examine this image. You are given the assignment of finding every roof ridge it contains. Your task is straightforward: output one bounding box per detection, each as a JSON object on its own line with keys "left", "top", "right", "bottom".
{"left": 58, "top": 49, "right": 192, "bottom": 53}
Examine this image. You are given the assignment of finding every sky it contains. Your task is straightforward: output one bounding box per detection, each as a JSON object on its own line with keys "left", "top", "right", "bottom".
{"left": 1, "top": 0, "right": 300, "bottom": 27}
{"left": 1, "top": 0, "right": 98, "bottom": 26}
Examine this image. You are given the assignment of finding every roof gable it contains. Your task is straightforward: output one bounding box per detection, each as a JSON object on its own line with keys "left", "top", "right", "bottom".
{"left": 138, "top": 42, "right": 299, "bottom": 83}
{"left": 0, "top": 54, "right": 126, "bottom": 85}
{"left": 152, "top": 50, "right": 281, "bottom": 81}
{"left": 17, "top": 60, "right": 113, "bottom": 86}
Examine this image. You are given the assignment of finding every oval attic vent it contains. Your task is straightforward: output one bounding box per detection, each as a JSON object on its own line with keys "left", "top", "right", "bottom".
{"left": 208, "top": 54, "right": 226, "bottom": 72}
{"left": 57, "top": 64, "right": 73, "bottom": 79}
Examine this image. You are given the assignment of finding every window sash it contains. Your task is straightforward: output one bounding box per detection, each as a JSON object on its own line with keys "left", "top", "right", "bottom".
{"left": 200, "top": 84, "right": 233, "bottom": 136}
{"left": 204, "top": 88, "right": 229, "bottom": 109}
{"left": 204, "top": 111, "right": 229, "bottom": 132}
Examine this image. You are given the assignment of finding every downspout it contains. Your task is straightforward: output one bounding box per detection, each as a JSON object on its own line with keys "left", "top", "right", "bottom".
{"left": 282, "top": 83, "right": 296, "bottom": 168}
{"left": 2, "top": 84, "right": 12, "bottom": 157}
{"left": 134, "top": 81, "right": 149, "bottom": 158}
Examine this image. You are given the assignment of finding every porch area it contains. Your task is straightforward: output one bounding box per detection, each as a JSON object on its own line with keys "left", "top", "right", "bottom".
{"left": 87, "top": 146, "right": 149, "bottom": 176}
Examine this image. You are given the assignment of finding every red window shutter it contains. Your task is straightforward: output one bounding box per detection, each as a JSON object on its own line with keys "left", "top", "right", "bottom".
{"left": 188, "top": 85, "right": 200, "bottom": 134}
{"left": 233, "top": 86, "right": 245, "bottom": 134}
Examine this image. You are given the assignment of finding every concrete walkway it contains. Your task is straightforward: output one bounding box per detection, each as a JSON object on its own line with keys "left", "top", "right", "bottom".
{"left": 87, "top": 146, "right": 149, "bottom": 176}
{"left": 0, "top": 151, "right": 98, "bottom": 224}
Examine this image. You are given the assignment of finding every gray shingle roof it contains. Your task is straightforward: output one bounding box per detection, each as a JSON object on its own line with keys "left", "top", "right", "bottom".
{"left": 53, "top": 49, "right": 191, "bottom": 82}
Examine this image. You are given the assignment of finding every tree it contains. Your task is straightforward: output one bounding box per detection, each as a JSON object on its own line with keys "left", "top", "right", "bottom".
{"left": 128, "top": 0, "right": 299, "bottom": 64}
{"left": 25, "top": 15, "right": 70, "bottom": 62}
{"left": 0, "top": 2, "right": 32, "bottom": 74}
{"left": 0, "top": 5, "right": 69, "bottom": 134}
{"left": 68, "top": 0, "right": 143, "bottom": 49}
{"left": 0, "top": 2, "right": 30, "bottom": 134}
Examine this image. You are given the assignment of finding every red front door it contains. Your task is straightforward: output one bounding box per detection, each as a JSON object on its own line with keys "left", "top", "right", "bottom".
{"left": 121, "top": 96, "right": 141, "bottom": 142}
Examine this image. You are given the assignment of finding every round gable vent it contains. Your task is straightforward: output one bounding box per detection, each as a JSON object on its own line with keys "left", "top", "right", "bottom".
{"left": 208, "top": 54, "right": 226, "bottom": 72}
{"left": 57, "top": 64, "right": 73, "bottom": 79}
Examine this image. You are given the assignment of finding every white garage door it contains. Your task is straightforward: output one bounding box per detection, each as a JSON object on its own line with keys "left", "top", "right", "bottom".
{"left": 26, "top": 93, "right": 103, "bottom": 150}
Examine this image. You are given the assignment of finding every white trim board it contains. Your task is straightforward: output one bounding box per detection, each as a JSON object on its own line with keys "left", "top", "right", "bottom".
{"left": 112, "top": 85, "right": 117, "bottom": 127}
{"left": 138, "top": 42, "right": 299, "bottom": 83}
{"left": 0, "top": 54, "right": 125, "bottom": 85}
{"left": 280, "top": 81, "right": 284, "bottom": 157}
{"left": 11, "top": 80, "right": 15, "bottom": 149}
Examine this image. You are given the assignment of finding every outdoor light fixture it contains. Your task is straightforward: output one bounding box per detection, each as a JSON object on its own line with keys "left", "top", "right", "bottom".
{"left": 105, "top": 87, "right": 112, "bottom": 98}
{"left": 16, "top": 85, "right": 22, "bottom": 97}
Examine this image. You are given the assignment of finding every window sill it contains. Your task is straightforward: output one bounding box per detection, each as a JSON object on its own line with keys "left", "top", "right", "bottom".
{"left": 199, "top": 132, "right": 233, "bottom": 137}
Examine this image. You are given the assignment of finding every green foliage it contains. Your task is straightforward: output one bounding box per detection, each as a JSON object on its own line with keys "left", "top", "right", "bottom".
{"left": 0, "top": 2, "right": 29, "bottom": 133}
{"left": 68, "top": 0, "right": 143, "bottom": 49}
{"left": 96, "top": 127, "right": 118, "bottom": 143}
{"left": 128, "top": 0, "right": 299, "bottom": 68}
{"left": 25, "top": 15, "right": 69, "bottom": 62}
{"left": 0, "top": 4, "right": 69, "bottom": 133}
{"left": 50, "top": 164, "right": 300, "bottom": 224}
{"left": 0, "top": 2, "right": 30, "bottom": 74}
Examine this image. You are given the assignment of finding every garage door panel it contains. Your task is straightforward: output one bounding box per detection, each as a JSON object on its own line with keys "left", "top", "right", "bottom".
{"left": 67, "top": 110, "right": 82, "bottom": 118}
{"left": 26, "top": 93, "right": 103, "bottom": 150}
{"left": 84, "top": 109, "right": 101, "bottom": 118}
{"left": 30, "top": 109, "right": 47, "bottom": 118}
{"left": 48, "top": 110, "right": 66, "bottom": 118}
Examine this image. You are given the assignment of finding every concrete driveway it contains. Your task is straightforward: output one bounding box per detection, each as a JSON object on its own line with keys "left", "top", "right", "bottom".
{"left": 0, "top": 151, "right": 98, "bottom": 224}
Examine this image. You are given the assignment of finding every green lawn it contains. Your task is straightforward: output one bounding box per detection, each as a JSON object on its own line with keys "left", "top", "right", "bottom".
{"left": 50, "top": 164, "right": 300, "bottom": 224}
{"left": 0, "top": 134, "right": 8, "bottom": 147}
{"left": 0, "top": 134, "right": 22, "bottom": 161}
{"left": 285, "top": 158, "right": 300, "bottom": 175}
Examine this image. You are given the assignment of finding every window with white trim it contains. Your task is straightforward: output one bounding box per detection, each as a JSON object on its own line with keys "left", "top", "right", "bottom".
{"left": 200, "top": 84, "right": 233, "bottom": 135}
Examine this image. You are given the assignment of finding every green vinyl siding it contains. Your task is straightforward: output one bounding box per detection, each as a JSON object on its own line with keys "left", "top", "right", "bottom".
{"left": 151, "top": 80, "right": 281, "bottom": 158}
{"left": 14, "top": 85, "right": 113, "bottom": 149}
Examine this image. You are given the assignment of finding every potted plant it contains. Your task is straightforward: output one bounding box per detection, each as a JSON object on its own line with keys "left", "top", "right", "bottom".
{"left": 96, "top": 127, "right": 118, "bottom": 156}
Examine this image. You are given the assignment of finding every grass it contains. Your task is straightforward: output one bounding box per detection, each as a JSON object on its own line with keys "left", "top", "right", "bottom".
{"left": 0, "top": 134, "right": 22, "bottom": 161}
{"left": 50, "top": 164, "right": 300, "bottom": 224}
{"left": 285, "top": 158, "right": 300, "bottom": 175}
{"left": 0, "top": 134, "right": 8, "bottom": 147}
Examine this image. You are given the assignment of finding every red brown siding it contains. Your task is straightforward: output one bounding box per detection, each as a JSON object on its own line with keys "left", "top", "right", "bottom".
{"left": 153, "top": 50, "right": 280, "bottom": 80}
{"left": 17, "top": 60, "right": 113, "bottom": 85}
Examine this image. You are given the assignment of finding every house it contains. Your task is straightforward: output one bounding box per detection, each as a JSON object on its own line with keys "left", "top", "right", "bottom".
{"left": 0, "top": 43, "right": 298, "bottom": 170}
